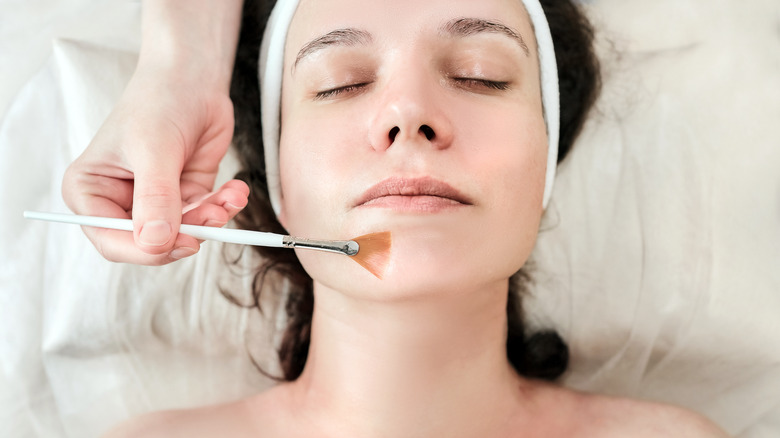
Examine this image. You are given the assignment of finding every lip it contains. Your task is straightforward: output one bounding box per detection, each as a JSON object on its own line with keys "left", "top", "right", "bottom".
{"left": 354, "top": 177, "right": 473, "bottom": 212}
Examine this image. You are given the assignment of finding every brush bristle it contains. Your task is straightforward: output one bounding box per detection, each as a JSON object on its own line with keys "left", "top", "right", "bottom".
{"left": 350, "top": 231, "right": 392, "bottom": 279}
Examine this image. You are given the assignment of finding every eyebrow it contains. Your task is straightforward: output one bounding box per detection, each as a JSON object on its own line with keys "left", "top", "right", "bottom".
{"left": 439, "top": 18, "right": 530, "bottom": 57}
{"left": 292, "top": 17, "right": 529, "bottom": 71}
{"left": 293, "top": 28, "right": 373, "bottom": 70}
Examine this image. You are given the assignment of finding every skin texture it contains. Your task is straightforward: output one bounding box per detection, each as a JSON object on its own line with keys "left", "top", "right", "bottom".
{"left": 102, "top": 0, "right": 730, "bottom": 436}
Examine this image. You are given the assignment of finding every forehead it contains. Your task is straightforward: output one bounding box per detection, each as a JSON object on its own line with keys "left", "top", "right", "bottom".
{"left": 285, "top": 0, "right": 535, "bottom": 56}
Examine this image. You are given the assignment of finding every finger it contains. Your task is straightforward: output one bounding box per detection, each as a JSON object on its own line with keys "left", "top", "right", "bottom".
{"left": 219, "top": 179, "right": 250, "bottom": 196}
{"left": 82, "top": 227, "right": 201, "bottom": 265}
{"left": 68, "top": 192, "right": 201, "bottom": 265}
{"left": 182, "top": 179, "right": 250, "bottom": 218}
{"left": 131, "top": 153, "right": 185, "bottom": 255}
{"left": 62, "top": 159, "right": 135, "bottom": 216}
{"left": 182, "top": 202, "right": 230, "bottom": 228}
{"left": 63, "top": 159, "right": 198, "bottom": 264}
{"left": 218, "top": 179, "right": 250, "bottom": 213}
{"left": 182, "top": 179, "right": 249, "bottom": 206}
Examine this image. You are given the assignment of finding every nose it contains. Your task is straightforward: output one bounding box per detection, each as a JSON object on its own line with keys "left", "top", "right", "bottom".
{"left": 368, "top": 73, "right": 454, "bottom": 151}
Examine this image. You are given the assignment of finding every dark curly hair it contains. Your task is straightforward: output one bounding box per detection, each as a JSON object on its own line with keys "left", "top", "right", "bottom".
{"left": 227, "top": 0, "right": 600, "bottom": 382}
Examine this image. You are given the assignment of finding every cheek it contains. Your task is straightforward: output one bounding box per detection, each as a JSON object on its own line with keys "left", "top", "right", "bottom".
{"left": 463, "top": 108, "right": 547, "bottom": 270}
{"left": 278, "top": 107, "right": 363, "bottom": 237}
{"left": 278, "top": 123, "right": 365, "bottom": 288}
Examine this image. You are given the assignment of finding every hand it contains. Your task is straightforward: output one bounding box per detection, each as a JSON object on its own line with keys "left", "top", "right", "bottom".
{"left": 62, "top": 66, "right": 249, "bottom": 265}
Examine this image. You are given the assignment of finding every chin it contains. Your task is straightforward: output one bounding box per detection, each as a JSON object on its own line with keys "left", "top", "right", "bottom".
{"left": 296, "top": 220, "right": 527, "bottom": 302}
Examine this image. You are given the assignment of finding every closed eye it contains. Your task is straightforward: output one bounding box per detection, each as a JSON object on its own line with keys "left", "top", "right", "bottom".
{"left": 314, "top": 82, "right": 371, "bottom": 100}
{"left": 452, "top": 78, "right": 510, "bottom": 91}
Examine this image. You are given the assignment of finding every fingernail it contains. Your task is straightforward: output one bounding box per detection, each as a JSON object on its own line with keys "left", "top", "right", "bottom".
{"left": 170, "top": 247, "right": 197, "bottom": 260}
{"left": 139, "top": 220, "right": 172, "bottom": 247}
{"left": 223, "top": 202, "right": 241, "bottom": 211}
{"left": 205, "top": 219, "right": 225, "bottom": 227}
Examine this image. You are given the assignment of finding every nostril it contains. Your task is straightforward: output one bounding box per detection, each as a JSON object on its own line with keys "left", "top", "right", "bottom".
{"left": 420, "top": 125, "right": 435, "bottom": 141}
{"left": 389, "top": 126, "right": 400, "bottom": 142}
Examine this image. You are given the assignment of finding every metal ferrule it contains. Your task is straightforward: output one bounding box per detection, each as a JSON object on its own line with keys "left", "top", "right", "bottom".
{"left": 282, "top": 236, "right": 359, "bottom": 256}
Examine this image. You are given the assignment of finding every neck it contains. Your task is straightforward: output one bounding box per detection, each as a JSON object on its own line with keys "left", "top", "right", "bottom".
{"left": 285, "top": 281, "right": 533, "bottom": 438}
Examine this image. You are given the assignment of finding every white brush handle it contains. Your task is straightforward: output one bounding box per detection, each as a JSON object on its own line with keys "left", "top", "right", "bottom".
{"left": 23, "top": 211, "right": 285, "bottom": 248}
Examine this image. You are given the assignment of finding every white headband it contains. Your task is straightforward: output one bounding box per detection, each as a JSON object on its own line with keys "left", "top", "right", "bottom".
{"left": 259, "top": 0, "right": 560, "bottom": 213}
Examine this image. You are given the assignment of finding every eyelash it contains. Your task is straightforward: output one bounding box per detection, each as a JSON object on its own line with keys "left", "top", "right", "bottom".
{"left": 313, "top": 78, "right": 510, "bottom": 100}
{"left": 453, "top": 78, "right": 511, "bottom": 91}
{"left": 314, "top": 83, "right": 370, "bottom": 100}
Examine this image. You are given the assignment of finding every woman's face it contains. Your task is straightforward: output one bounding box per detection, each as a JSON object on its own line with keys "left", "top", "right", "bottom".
{"left": 278, "top": 0, "right": 547, "bottom": 298}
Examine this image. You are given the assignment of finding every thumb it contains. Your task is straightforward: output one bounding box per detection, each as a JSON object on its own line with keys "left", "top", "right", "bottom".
{"left": 132, "top": 165, "right": 183, "bottom": 255}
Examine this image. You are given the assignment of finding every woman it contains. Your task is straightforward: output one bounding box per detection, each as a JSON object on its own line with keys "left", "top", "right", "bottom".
{"left": 101, "top": 0, "right": 728, "bottom": 436}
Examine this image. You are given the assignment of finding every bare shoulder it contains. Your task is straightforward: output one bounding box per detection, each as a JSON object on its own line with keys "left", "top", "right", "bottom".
{"left": 576, "top": 391, "right": 731, "bottom": 438}
{"left": 519, "top": 381, "right": 729, "bottom": 437}
{"left": 100, "top": 400, "right": 259, "bottom": 438}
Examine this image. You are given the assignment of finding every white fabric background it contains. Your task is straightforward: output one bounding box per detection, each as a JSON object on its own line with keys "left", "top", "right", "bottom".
{"left": 527, "top": 2, "right": 780, "bottom": 436}
{"left": 1, "top": 0, "right": 778, "bottom": 437}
